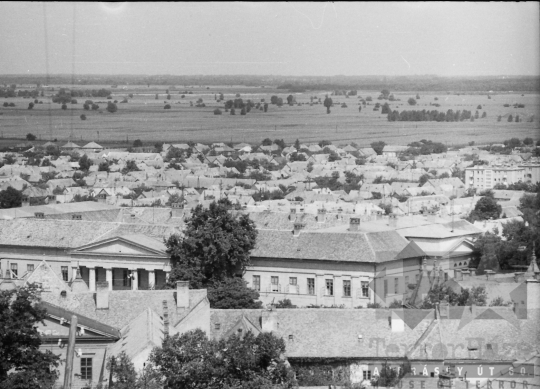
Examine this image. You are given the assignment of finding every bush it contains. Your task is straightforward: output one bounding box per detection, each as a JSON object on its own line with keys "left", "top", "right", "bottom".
{"left": 408, "top": 97, "right": 417, "bottom": 106}
{"left": 80, "top": 114, "right": 86, "bottom": 120}
{"left": 91, "top": 103, "right": 99, "bottom": 110}
{"left": 105, "top": 102, "right": 118, "bottom": 113}
{"left": 213, "top": 108, "right": 222, "bottom": 115}
{"left": 28, "top": 102, "right": 34, "bottom": 109}
{"left": 26, "top": 133, "right": 37, "bottom": 141}
{"left": 61, "top": 104, "right": 67, "bottom": 110}
{"left": 164, "top": 104, "right": 171, "bottom": 109}
{"left": 2, "top": 102, "right": 8, "bottom": 107}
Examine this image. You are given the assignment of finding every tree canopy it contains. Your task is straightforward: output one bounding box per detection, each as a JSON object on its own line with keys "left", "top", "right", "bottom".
{"left": 0, "top": 284, "right": 61, "bottom": 389}
{"left": 0, "top": 186, "right": 22, "bottom": 209}
{"left": 166, "top": 198, "right": 258, "bottom": 287}
{"left": 149, "top": 329, "right": 296, "bottom": 389}
{"left": 468, "top": 196, "right": 502, "bottom": 222}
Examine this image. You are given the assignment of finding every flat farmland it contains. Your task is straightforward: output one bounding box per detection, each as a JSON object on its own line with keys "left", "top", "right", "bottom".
{"left": 0, "top": 85, "right": 538, "bottom": 147}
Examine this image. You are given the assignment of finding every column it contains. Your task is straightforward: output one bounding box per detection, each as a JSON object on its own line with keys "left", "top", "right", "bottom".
{"left": 105, "top": 268, "right": 113, "bottom": 291}
{"left": 131, "top": 269, "right": 138, "bottom": 290}
{"left": 88, "top": 267, "right": 96, "bottom": 292}
{"left": 334, "top": 275, "right": 341, "bottom": 305}
{"left": 148, "top": 270, "right": 156, "bottom": 290}
{"left": 316, "top": 274, "right": 325, "bottom": 305}
{"left": 71, "top": 262, "right": 78, "bottom": 281}
{"left": 351, "top": 275, "right": 360, "bottom": 308}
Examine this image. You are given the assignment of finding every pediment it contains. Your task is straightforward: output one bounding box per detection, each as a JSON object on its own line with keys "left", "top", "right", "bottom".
{"left": 73, "top": 236, "right": 167, "bottom": 257}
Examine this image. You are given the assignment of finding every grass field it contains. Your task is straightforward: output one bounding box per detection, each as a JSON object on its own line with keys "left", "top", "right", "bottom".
{"left": 0, "top": 85, "right": 538, "bottom": 147}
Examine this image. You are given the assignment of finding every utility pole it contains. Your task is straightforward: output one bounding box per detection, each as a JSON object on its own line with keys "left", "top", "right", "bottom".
{"left": 63, "top": 315, "right": 78, "bottom": 389}
{"left": 109, "top": 356, "right": 116, "bottom": 389}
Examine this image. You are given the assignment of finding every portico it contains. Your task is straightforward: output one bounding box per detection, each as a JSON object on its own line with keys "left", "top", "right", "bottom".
{"left": 72, "top": 234, "right": 171, "bottom": 291}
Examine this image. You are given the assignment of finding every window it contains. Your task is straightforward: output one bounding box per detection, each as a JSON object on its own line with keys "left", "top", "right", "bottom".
{"left": 307, "top": 278, "right": 315, "bottom": 295}
{"left": 384, "top": 280, "right": 388, "bottom": 297}
{"left": 394, "top": 277, "right": 399, "bottom": 294}
{"left": 81, "top": 358, "right": 92, "bottom": 380}
{"left": 215, "top": 323, "right": 221, "bottom": 330}
{"left": 61, "top": 266, "right": 69, "bottom": 282}
{"left": 289, "top": 277, "right": 297, "bottom": 285}
{"left": 10, "top": 263, "right": 18, "bottom": 278}
{"left": 363, "top": 370, "right": 372, "bottom": 380}
{"left": 252, "top": 275, "right": 260, "bottom": 291}
{"left": 361, "top": 281, "right": 369, "bottom": 297}
{"left": 405, "top": 275, "right": 409, "bottom": 285}
{"left": 444, "top": 273, "right": 448, "bottom": 282}
{"left": 325, "top": 279, "right": 333, "bottom": 296}
{"left": 343, "top": 280, "right": 351, "bottom": 297}
{"left": 271, "top": 276, "right": 279, "bottom": 292}
{"left": 27, "top": 264, "right": 34, "bottom": 272}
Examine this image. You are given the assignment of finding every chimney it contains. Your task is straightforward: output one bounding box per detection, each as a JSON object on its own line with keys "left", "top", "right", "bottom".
{"left": 176, "top": 281, "right": 189, "bottom": 309}
{"left": 454, "top": 269, "right": 462, "bottom": 281}
{"left": 485, "top": 270, "right": 495, "bottom": 281}
{"left": 293, "top": 222, "right": 305, "bottom": 236}
{"left": 162, "top": 300, "right": 169, "bottom": 336}
{"left": 514, "top": 272, "right": 525, "bottom": 283}
{"left": 470, "top": 268, "right": 477, "bottom": 277}
{"left": 289, "top": 208, "right": 297, "bottom": 222}
{"left": 439, "top": 301, "right": 450, "bottom": 319}
{"left": 171, "top": 202, "right": 184, "bottom": 218}
{"left": 317, "top": 208, "right": 326, "bottom": 223}
{"left": 96, "top": 281, "right": 109, "bottom": 310}
{"left": 349, "top": 217, "right": 360, "bottom": 232}
{"left": 462, "top": 269, "right": 470, "bottom": 280}
{"left": 526, "top": 279, "right": 539, "bottom": 310}
{"left": 262, "top": 309, "right": 278, "bottom": 332}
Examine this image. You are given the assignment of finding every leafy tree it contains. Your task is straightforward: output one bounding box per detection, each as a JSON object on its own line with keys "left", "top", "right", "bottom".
{"left": 0, "top": 284, "right": 61, "bottom": 389}
{"left": 106, "top": 351, "right": 138, "bottom": 389}
{"left": 61, "top": 103, "right": 67, "bottom": 110}
{"left": 408, "top": 97, "right": 417, "bottom": 105}
{"left": 28, "top": 102, "right": 34, "bottom": 110}
{"left": 98, "top": 161, "right": 110, "bottom": 172}
{"left": 164, "top": 104, "right": 171, "bottom": 109}
{"left": 26, "top": 133, "right": 37, "bottom": 141}
{"left": 508, "top": 114, "right": 513, "bottom": 122}
{"left": 91, "top": 103, "right": 99, "bottom": 110}
{"left": 149, "top": 329, "right": 295, "bottom": 389}
{"left": 323, "top": 95, "right": 333, "bottom": 114}
{"left": 213, "top": 108, "right": 222, "bottom": 115}
{"left": 166, "top": 199, "right": 258, "bottom": 287}
{"left": 523, "top": 137, "right": 534, "bottom": 146}
{"left": 121, "top": 160, "right": 140, "bottom": 174}
{"left": 380, "top": 89, "right": 390, "bottom": 99}
{"left": 106, "top": 101, "right": 118, "bottom": 113}
{"left": 207, "top": 278, "right": 263, "bottom": 309}
{"left": 275, "top": 299, "right": 297, "bottom": 308}
{"left": 133, "top": 139, "right": 143, "bottom": 148}
{"left": 80, "top": 114, "right": 86, "bottom": 120}
{"left": 78, "top": 154, "right": 93, "bottom": 171}
{"left": 0, "top": 186, "right": 22, "bottom": 208}
{"left": 468, "top": 196, "right": 502, "bottom": 222}
{"left": 370, "top": 141, "right": 386, "bottom": 155}
{"left": 294, "top": 139, "right": 300, "bottom": 150}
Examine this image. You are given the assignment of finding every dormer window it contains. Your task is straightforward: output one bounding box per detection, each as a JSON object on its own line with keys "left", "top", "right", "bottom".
{"left": 72, "top": 214, "right": 82, "bottom": 220}
{"left": 34, "top": 212, "right": 44, "bottom": 219}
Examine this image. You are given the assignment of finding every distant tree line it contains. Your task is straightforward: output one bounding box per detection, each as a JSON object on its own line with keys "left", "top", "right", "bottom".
{"left": 387, "top": 109, "right": 474, "bottom": 122}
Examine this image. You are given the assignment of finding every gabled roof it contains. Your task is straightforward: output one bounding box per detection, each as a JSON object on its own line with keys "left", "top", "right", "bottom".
{"left": 395, "top": 240, "right": 427, "bottom": 260}
{"left": 72, "top": 234, "right": 167, "bottom": 256}
{"left": 82, "top": 141, "right": 103, "bottom": 149}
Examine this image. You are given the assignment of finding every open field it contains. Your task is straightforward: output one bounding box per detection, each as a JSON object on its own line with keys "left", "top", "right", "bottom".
{"left": 1, "top": 85, "right": 539, "bottom": 147}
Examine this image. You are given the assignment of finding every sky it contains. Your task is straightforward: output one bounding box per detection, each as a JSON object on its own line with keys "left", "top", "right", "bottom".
{"left": 0, "top": 2, "right": 539, "bottom": 77}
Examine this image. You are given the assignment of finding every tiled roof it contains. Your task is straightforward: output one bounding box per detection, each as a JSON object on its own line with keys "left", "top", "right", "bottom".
{"left": 41, "top": 289, "right": 208, "bottom": 329}
{"left": 251, "top": 229, "right": 409, "bottom": 263}
{"left": 0, "top": 219, "right": 178, "bottom": 248}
